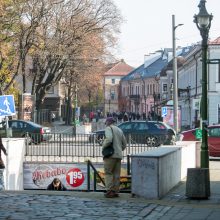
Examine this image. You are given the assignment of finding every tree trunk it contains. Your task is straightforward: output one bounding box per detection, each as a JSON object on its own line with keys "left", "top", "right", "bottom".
{"left": 65, "top": 86, "right": 72, "bottom": 125}
{"left": 22, "top": 59, "right": 26, "bottom": 93}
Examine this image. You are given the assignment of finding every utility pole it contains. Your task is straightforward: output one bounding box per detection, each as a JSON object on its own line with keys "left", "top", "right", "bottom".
{"left": 172, "top": 15, "right": 183, "bottom": 133}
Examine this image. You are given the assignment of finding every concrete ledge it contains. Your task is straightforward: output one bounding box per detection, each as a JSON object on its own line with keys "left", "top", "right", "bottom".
{"left": 186, "top": 168, "right": 210, "bottom": 199}
{"left": 131, "top": 147, "right": 182, "bottom": 199}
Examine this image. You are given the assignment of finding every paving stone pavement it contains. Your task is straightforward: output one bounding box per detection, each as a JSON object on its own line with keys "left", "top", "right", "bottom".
{"left": 0, "top": 161, "right": 220, "bottom": 220}
{"left": 0, "top": 188, "right": 219, "bottom": 220}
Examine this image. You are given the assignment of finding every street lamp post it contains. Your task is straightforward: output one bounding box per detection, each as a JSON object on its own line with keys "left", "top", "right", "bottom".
{"left": 172, "top": 15, "right": 183, "bottom": 133}
{"left": 194, "top": 0, "right": 213, "bottom": 168}
{"left": 153, "top": 92, "right": 156, "bottom": 116}
{"left": 73, "top": 83, "right": 79, "bottom": 136}
{"left": 185, "top": 0, "right": 212, "bottom": 199}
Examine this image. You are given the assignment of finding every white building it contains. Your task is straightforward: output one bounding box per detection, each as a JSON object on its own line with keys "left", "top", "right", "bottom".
{"left": 178, "top": 37, "right": 220, "bottom": 128}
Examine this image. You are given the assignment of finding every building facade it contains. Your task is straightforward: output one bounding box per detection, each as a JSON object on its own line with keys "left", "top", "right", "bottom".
{"left": 120, "top": 49, "right": 173, "bottom": 118}
{"left": 178, "top": 37, "right": 220, "bottom": 129}
{"left": 103, "top": 59, "right": 134, "bottom": 115}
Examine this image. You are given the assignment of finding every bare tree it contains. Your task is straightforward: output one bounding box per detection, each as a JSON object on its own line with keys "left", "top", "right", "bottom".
{"left": 0, "top": 0, "right": 122, "bottom": 112}
{"left": 31, "top": 0, "right": 122, "bottom": 110}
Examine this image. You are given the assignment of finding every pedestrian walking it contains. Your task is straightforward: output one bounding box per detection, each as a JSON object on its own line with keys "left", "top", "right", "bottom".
{"left": 82, "top": 113, "right": 87, "bottom": 124}
{"left": 89, "top": 111, "right": 94, "bottom": 122}
{"left": 102, "top": 117, "right": 127, "bottom": 198}
{"left": 51, "top": 112, "right": 55, "bottom": 122}
{"left": 0, "top": 136, "right": 7, "bottom": 190}
{"left": 123, "top": 112, "right": 128, "bottom": 121}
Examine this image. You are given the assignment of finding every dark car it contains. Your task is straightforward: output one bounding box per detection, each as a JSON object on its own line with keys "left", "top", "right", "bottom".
{"left": 178, "top": 124, "right": 220, "bottom": 157}
{"left": 0, "top": 120, "right": 52, "bottom": 144}
{"left": 89, "top": 121, "right": 176, "bottom": 147}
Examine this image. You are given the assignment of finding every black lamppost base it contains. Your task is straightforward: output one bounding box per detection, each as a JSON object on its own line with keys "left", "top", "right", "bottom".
{"left": 186, "top": 168, "right": 210, "bottom": 199}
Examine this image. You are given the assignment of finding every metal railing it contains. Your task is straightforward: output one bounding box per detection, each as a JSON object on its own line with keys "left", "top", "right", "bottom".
{"left": 87, "top": 159, "right": 131, "bottom": 192}
{"left": 24, "top": 133, "right": 159, "bottom": 162}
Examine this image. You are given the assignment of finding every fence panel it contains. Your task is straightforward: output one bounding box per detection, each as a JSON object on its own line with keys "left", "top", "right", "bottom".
{"left": 24, "top": 133, "right": 159, "bottom": 163}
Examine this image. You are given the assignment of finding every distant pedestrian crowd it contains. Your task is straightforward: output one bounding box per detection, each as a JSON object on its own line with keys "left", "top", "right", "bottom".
{"left": 79, "top": 108, "right": 164, "bottom": 125}
{"left": 105, "top": 111, "right": 162, "bottom": 123}
{"left": 81, "top": 110, "right": 162, "bottom": 124}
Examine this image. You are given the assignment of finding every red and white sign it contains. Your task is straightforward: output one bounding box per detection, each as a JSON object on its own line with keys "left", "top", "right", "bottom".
{"left": 66, "top": 168, "right": 85, "bottom": 187}
{"left": 23, "top": 163, "right": 87, "bottom": 190}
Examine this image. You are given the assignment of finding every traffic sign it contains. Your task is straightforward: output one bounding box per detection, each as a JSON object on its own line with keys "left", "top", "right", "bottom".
{"left": 161, "top": 107, "right": 168, "bottom": 117}
{"left": 196, "top": 128, "right": 202, "bottom": 139}
{"left": 0, "top": 95, "right": 16, "bottom": 116}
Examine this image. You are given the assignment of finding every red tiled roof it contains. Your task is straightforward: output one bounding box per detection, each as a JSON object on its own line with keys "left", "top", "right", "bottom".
{"left": 104, "top": 60, "right": 134, "bottom": 76}
{"left": 209, "top": 37, "right": 220, "bottom": 45}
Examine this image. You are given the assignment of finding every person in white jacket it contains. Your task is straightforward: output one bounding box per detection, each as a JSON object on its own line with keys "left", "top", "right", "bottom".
{"left": 102, "top": 117, "right": 127, "bottom": 198}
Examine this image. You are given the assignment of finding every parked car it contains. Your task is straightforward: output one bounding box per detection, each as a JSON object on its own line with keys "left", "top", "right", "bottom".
{"left": 0, "top": 120, "right": 52, "bottom": 144}
{"left": 178, "top": 124, "right": 220, "bottom": 157}
{"left": 89, "top": 121, "right": 176, "bottom": 147}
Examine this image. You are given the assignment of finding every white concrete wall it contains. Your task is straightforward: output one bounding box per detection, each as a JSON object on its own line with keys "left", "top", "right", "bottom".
{"left": 2, "top": 138, "right": 25, "bottom": 190}
{"left": 131, "top": 142, "right": 197, "bottom": 199}
{"left": 131, "top": 147, "right": 181, "bottom": 199}
{"left": 164, "top": 141, "right": 198, "bottom": 179}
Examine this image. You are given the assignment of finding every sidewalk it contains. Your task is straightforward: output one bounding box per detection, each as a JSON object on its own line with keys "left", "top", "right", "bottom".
{"left": 50, "top": 120, "right": 92, "bottom": 134}
{"left": 0, "top": 161, "right": 219, "bottom": 219}
{"left": 50, "top": 120, "right": 74, "bottom": 134}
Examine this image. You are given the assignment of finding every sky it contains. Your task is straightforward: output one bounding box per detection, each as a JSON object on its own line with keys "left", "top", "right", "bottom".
{"left": 112, "top": 0, "right": 220, "bottom": 67}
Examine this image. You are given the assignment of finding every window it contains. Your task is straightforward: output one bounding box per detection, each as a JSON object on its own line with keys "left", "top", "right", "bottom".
{"left": 150, "top": 84, "right": 152, "bottom": 94}
{"left": 110, "top": 90, "right": 115, "bottom": 100}
{"left": 155, "top": 123, "right": 166, "bottom": 130}
{"left": 209, "top": 127, "right": 220, "bottom": 137}
{"left": 218, "top": 64, "right": 220, "bottom": 83}
{"left": 119, "top": 122, "right": 132, "bottom": 131}
{"left": 131, "top": 86, "right": 134, "bottom": 95}
{"left": 10, "top": 121, "right": 23, "bottom": 129}
{"left": 111, "top": 79, "right": 115, "bottom": 84}
{"left": 134, "top": 122, "right": 149, "bottom": 130}
{"left": 48, "top": 86, "right": 54, "bottom": 94}
{"left": 163, "top": 84, "right": 168, "bottom": 92}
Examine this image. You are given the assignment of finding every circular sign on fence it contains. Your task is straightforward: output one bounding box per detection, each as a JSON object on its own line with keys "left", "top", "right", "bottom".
{"left": 66, "top": 168, "right": 85, "bottom": 187}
